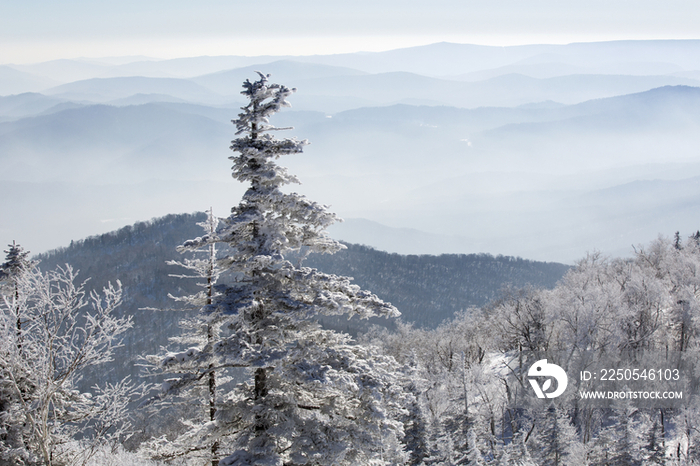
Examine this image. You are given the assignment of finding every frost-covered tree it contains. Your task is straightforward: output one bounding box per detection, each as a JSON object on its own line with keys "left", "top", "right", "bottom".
{"left": 642, "top": 414, "right": 667, "bottom": 465}
{"left": 588, "top": 400, "right": 643, "bottom": 466}
{"left": 0, "top": 241, "right": 34, "bottom": 283}
{"left": 142, "top": 209, "right": 228, "bottom": 465}
{"left": 675, "top": 403, "right": 700, "bottom": 465}
{"left": 0, "top": 262, "right": 137, "bottom": 466}
{"left": 463, "top": 429, "right": 485, "bottom": 466}
{"left": 401, "top": 371, "right": 431, "bottom": 466}
{"left": 498, "top": 433, "right": 536, "bottom": 466}
{"left": 169, "top": 209, "right": 222, "bottom": 427}
{"left": 0, "top": 241, "right": 36, "bottom": 464}
{"left": 0, "top": 241, "right": 35, "bottom": 353}
{"left": 145, "top": 73, "right": 406, "bottom": 466}
{"left": 534, "top": 404, "right": 581, "bottom": 466}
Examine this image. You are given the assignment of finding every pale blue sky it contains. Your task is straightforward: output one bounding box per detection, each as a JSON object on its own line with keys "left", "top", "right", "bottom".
{"left": 2, "top": 0, "right": 699, "bottom": 63}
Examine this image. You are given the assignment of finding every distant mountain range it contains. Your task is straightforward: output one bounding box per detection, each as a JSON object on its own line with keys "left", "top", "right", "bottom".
{"left": 7, "top": 62, "right": 700, "bottom": 112}
{"left": 0, "top": 65, "right": 60, "bottom": 95}
{"left": 7, "top": 40, "right": 700, "bottom": 82}
{"left": 43, "top": 76, "right": 224, "bottom": 104}
{"left": 5, "top": 41, "right": 700, "bottom": 109}
{"left": 2, "top": 40, "right": 700, "bottom": 263}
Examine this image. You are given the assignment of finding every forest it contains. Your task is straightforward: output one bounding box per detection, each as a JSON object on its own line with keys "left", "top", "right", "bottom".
{"left": 2, "top": 72, "right": 700, "bottom": 466}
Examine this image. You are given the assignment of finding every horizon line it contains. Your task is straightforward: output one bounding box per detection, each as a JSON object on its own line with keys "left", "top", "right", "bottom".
{"left": 5, "top": 37, "right": 700, "bottom": 66}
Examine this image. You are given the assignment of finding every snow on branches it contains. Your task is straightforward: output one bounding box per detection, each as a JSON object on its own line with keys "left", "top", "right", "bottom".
{"left": 143, "top": 73, "right": 407, "bottom": 466}
{"left": 1, "top": 250, "right": 139, "bottom": 466}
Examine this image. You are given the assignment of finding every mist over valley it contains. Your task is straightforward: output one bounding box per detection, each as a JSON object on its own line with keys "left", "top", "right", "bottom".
{"left": 2, "top": 40, "right": 700, "bottom": 263}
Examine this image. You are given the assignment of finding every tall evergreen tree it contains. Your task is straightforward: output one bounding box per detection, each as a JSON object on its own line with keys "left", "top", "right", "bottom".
{"left": 398, "top": 360, "right": 430, "bottom": 466}
{"left": 463, "top": 429, "right": 485, "bottom": 466}
{"left": 0, "top": 241, "right": 33, "bottom": 283}
{"left": 590, "top": 401, "right": 642, "bottom": 466}
{"left": 142, "top": 209, "right": 226, "bottom": 465}
{"left": 0, "top": 241, "right": 35, "bottom": 353}
{"left": 0, "top": 241, "right": 35, "bottom": 464}
{"left": 146, "top": 73, "right": 406, "bottom": 466}
{"left": 643, "top": 417, "right": 667, "bottom": 465}
{"left": 536, "top": 404, "right": 580, "bottom": 466}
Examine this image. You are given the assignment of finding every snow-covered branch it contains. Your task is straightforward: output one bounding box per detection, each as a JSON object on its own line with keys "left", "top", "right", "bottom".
{"left": 1, "top": 259, "right": 139, "bottom": 466}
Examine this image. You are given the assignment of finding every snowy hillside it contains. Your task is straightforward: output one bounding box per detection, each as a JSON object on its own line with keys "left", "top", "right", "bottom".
{"left": 32, "top": 212, "right": 568, "bottom": 387}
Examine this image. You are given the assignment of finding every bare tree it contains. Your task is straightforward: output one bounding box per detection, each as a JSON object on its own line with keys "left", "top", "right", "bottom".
{"left": 1, "top": 256, "right": 138, "bottom": 466}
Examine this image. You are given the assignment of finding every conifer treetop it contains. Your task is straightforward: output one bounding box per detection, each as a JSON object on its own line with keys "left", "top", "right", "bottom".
{"left": 228, "top": 72, "right": 308, "bottom": 190}
{"left": 184, "top": 72, "right": 343, "bottom": 259}
{"left": 0, "top": 240, "right": 34, "bottom": 282}
{"left": 145, "top": 73, "right": 405, "bottom": 466}
{"left": 234, "top": 71, "right": 296, "bottom": 137}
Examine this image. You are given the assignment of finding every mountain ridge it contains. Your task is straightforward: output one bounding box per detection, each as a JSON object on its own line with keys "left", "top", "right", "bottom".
{"left": 3, "top": 84, "right": 700, "bottom": 262}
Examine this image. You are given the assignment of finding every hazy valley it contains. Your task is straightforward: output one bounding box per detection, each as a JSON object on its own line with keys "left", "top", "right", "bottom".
{"left": 3, "top": 40, "right": 700, "bottom": 263}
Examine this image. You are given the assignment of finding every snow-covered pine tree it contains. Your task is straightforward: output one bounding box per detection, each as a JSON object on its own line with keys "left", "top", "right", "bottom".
{"left": 170, "top": 209, "right": 222, "bottom": 439}
{"left": 609, "top": 399, "right": 643, "bottom": 466}
{"left": 401, "top": 369, "right": 431, "bottom": 466}
{"left": 0, "top": 241, "right": 36, "bottom": 464}
{"left": 497, "top": 432, "right": 536, "bottom": 466}
{"left": 535, "top": 404, "right": 581, "bottom": 466}
{"left": 643, "top": 415, "right": 666, "bottom": 465}
{"left": 146, "top": 72, "right": 407, "bottom": 466}
{"left": 0, "top": 241, "right": 35, "bottom": 353}
{"left": 589, "top": 399, "right": 644, "bottom": 466}
{"left": 0, "top": 241, "right": 34, "bottom": 282}
{"left": 463, "top": 429, "right": 485, "bottom": 466}
{"left": 141, "top": 208, "right": 226, "bottom": 465}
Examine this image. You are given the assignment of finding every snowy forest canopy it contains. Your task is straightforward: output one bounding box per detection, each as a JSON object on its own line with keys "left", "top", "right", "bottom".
{"left": 2, "top": 72, "right": 700, "bottom": 466}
